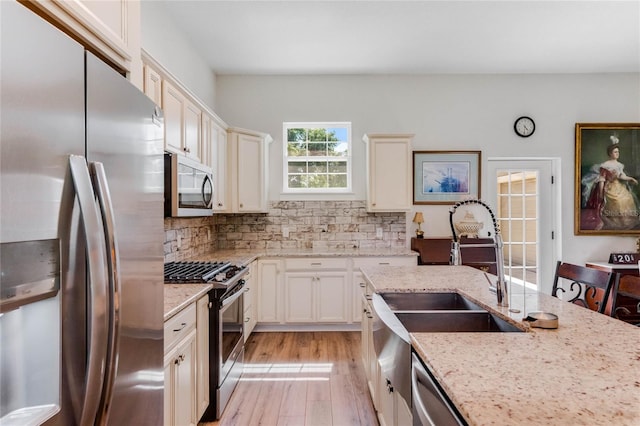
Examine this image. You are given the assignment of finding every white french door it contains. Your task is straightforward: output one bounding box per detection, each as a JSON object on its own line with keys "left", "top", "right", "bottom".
{"left": 485, "top": 158, "right": 560, "bottom": 295}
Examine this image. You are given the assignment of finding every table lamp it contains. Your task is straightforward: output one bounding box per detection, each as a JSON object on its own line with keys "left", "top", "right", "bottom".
{"left": 413, "top": 212, "right": 424, "bottom": 238}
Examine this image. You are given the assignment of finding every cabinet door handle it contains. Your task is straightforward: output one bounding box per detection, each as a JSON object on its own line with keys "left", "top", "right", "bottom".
{"left": 218, "top": 202, "right": 223, "bottom": 207}
{"left": 245, "top": 317, "right": 250, "bottom": 323}
{"left": 359, "top": 283, "right": 365, "bottom": 288}
{"left": 173, "top": 322, "right": 187, "bottom": 332}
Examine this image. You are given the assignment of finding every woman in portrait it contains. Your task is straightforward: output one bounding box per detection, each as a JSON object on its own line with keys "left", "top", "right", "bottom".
{"left": 582, "top": 135, "right": 640, "bottom": 230}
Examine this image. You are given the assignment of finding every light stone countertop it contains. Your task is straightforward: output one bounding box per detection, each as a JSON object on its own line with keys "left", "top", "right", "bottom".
{"left": 360, "top": 264, "right": 640, "bottom": 426}
{"left": 164, "top": 283, "right": 212, "bottom": 321}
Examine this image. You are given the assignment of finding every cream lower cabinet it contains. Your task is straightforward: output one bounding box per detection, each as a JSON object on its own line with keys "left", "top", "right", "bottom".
{"left": 164, "top": 302, "right": 197, "bottom": 426}
{"left": 377, "top": 364, "right": 412, "bottom": 426}
{"left": 360, "top": 283, "right": 376, "bottom": 406}
{"left": 195, "top": 295, "right": 210, "bottom": 420}
{"left": 284, "top": 258, "right": 349, "bottom": 323}
{"left": 243, "top": 261, "right": 258, "bottom": 340}
{"left": 257, "top": 259, "right": 283, "bottom": 323}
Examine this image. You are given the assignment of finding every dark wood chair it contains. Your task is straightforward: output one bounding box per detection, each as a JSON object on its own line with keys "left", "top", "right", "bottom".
{"left": 551, "top": 261, "right": 616, "bottom": 314}
{"left": 611, "top": 274, "right": 640, "bottom": 325}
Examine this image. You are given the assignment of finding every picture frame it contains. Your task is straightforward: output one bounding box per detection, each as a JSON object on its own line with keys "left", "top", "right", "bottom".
{"left": 413, "top": 151, "right": 481, "bottom": 205}
{"left": 575, "top": 123, "right": 640, "bottom": 235}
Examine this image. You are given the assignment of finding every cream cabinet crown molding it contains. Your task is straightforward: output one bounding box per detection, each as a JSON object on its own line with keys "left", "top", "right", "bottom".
{"left": 21, "top": 0, "right": 136, "bottom": 73}
{"left": 141, "top": 49, "right": 228, "bottom": 130}
{"left": 227, "top": 126, "right": 273, "bottom": 144}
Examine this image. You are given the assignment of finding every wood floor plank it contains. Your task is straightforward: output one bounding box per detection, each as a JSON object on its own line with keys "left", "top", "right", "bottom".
{"left": 305, "top": 400, "right": 332, "bottom": 426}
{"left": 199, "top": 332, "right": 378, "bottom": 426}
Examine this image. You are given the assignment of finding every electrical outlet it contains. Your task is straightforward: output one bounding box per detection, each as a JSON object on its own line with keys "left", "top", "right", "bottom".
{"left": 207, "top": 229, "right": 211, "bottom": 241}
{"left": 376, "top": 227, "right": 383, "bottom": 238}
{"left": 176, "top": 234, "right": 182, "bottom": 249}
{"left": 283, "top": 227, "right": 289, "bottom": 238}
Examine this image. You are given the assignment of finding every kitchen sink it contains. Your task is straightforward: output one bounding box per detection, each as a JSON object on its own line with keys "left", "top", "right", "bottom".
{"left": 380, "top": 292, "right": 484, "bottom": 311}
{"left": 394, "top": 311, "right": 524, "bottom": 333}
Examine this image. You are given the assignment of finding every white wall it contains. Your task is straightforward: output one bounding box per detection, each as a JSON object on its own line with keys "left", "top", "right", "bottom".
{"left": 140, "top": 1, "right": 217, "bottom": 109}
{"left": 216, "top": 73, "right": 640, "bottom": 266}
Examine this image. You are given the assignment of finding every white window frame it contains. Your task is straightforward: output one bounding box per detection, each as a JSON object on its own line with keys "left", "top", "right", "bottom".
{"left": 282, "top": 122, "right": 352, "bottom": 194}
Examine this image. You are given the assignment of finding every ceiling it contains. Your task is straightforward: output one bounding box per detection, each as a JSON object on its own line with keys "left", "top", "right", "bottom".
{"left": 161, "top": 0, "right": 640, "bottom": 75}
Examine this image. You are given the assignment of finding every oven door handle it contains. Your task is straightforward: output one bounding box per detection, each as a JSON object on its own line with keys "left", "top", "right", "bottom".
{"left": 221, "top": 284, "right": 248, "bottom": 307}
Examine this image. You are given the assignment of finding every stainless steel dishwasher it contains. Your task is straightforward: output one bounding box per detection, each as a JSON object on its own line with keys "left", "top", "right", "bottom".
{"left": 411, "top": 352, "right": 466, "bottom": 426}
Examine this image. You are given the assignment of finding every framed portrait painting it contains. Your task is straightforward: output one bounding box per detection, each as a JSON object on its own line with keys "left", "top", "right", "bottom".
{"left": 575, "top": 123, "right": 640, "bottom": 235}
{"left": 413, "top": 151, "right": 481, "bottom": 205}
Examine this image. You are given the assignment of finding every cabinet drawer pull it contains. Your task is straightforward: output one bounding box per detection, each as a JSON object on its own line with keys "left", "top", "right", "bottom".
{"left": 359, "top": 283, "right": 365, "bottom": 288}
{"left": 310, "top": 262, "right": 322, "bottom": 266}
{"left": 173, "top": 322, "right": 187, "bottom": 332}
{"left": 378, "top": 262, "right": 390, "bottom": 265}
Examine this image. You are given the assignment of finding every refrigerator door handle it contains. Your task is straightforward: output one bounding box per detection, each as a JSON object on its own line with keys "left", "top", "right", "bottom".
{"left": 69, "top": 155, "right": 109, "bottom": 426}
{"left": 90, "top": 161, "right": 122, "bottom": 422}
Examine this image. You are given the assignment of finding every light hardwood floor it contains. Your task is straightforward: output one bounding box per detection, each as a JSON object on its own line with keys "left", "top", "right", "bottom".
{"left": 200, "top": 331, "right": 378, "bottom": 426}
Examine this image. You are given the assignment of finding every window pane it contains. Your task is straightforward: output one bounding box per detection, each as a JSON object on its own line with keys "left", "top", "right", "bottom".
{"left": 328, "top": 174, "right": 347, "bottom": 188}
{"left": 328, "top": 161, "right": 346, "bottom": 173}
{"left": 327, "top": 127, "right": 347, "bottom": 141}
{"left": 288, "top": 141, "right": 307, "bottom": 156}
{"left": 309, "top": 161, "right": 327, "bottom": 173}
{"left": 288, "top": 128, "right": 306, "bottom": 142}
{"left": 288, "top": 175, "right": 308, "bottom": 188}
{"left": 327, "top": 141, "right": 348, "bottom": 156}
{"left": 308, "top": 142, "right": 326, "bottom": 156}
{"left": 308, "top": 174, "right": 327, "bottom": 188}
{"left": 309, "top": 129, "right": 326, "bottom": 142}
{"left": 288, "top": 161, "right": 307, "bottom": 174}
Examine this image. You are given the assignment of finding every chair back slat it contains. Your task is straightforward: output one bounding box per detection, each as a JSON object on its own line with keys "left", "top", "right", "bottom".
{"left": 611, "top": 274, "right": 640, "bottom": 325}
{"left": 552, "top": 261, "right": 615, "bottom": 314}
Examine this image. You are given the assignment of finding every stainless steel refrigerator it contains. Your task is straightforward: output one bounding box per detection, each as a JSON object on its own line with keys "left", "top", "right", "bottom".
{"left": 0, "top": 2, "right": 165, "bottom": 425}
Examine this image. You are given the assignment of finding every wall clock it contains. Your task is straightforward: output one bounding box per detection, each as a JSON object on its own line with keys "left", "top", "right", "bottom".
{"left": 514, "top": 116, "right": 535, "bottom": 138}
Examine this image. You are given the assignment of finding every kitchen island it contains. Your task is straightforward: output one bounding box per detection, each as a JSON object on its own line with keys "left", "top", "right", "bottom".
{"left": 361, "top": 264, "right": 639, "bottom": 426}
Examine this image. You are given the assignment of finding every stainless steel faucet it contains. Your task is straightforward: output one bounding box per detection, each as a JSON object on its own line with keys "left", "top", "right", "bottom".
{"left": 449, "top": 199, "right": 509, "bottom": 307}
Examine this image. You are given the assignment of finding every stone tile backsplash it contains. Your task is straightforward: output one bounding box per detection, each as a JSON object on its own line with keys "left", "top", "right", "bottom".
{"left": 164, "top": 200, "right": 407, "bottom": 261}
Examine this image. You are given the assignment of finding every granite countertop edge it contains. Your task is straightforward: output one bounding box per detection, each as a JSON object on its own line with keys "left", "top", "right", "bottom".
{"left": 163, "top": 283, "right": 213, "bottom": 322}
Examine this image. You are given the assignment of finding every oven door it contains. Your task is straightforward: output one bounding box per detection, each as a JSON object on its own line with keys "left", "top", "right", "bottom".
{"left": 219, "top": 281, "right": 246, "bottom": 385}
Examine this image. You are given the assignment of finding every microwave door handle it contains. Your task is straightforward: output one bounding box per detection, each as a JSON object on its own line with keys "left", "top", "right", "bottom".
{"left": 90, "top": 161, "right": 121, "bottom": 422}
{"left": 202, "top": 174, "right": 213, "bottom": 208}
{"left": 69, "top": 155, "right": 109, "bottom": 426}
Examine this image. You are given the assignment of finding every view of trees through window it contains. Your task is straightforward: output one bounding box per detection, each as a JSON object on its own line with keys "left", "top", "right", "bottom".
{"left": 284, "top": 123, "right": 351, "bottom": 191}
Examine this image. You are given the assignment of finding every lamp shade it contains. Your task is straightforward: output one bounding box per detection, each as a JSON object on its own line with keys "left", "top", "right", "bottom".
{"left": 412, "top": 212, "right": 424, "bottom": 224}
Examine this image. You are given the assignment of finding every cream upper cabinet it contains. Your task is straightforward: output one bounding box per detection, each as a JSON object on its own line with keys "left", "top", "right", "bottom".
{"left": 202, "top": 114, "right": 229, "bottom": 212}
{"left": 143, "top": 64, "right": 162, "bottom": 107}
{"left": 183, "top": 99, "right": 202, "bottom": 163}
{"left": 162, "top": 80, "right": 185, "bottom": 155}
{"left": 25, "top": 0, "right": 142, "bottom": 87}
{"left": 227, "top": 128, "right": 272, "bottom": 213}
{"left": 212, "top": 123, "right": 229, "bottom": 212}
{"left": 161, "top": 79, "right": 201, "bottom": 161}
{"left": 363, "top": 134, "right": 414, "bottom": 212}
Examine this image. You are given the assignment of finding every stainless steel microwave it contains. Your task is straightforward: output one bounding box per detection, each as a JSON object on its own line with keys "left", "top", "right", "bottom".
{"left": 164, "top": 152, "right": 214, "bottom": 217}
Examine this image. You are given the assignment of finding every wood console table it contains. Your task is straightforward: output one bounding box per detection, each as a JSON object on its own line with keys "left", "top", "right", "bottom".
{"left": 411, "top": 237, "right": 497, "bottom": 274}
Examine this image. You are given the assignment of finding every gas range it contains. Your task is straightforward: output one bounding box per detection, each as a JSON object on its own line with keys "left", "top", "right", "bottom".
{"left": 164, "top": 261, "right": 247, "bottom": 288}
